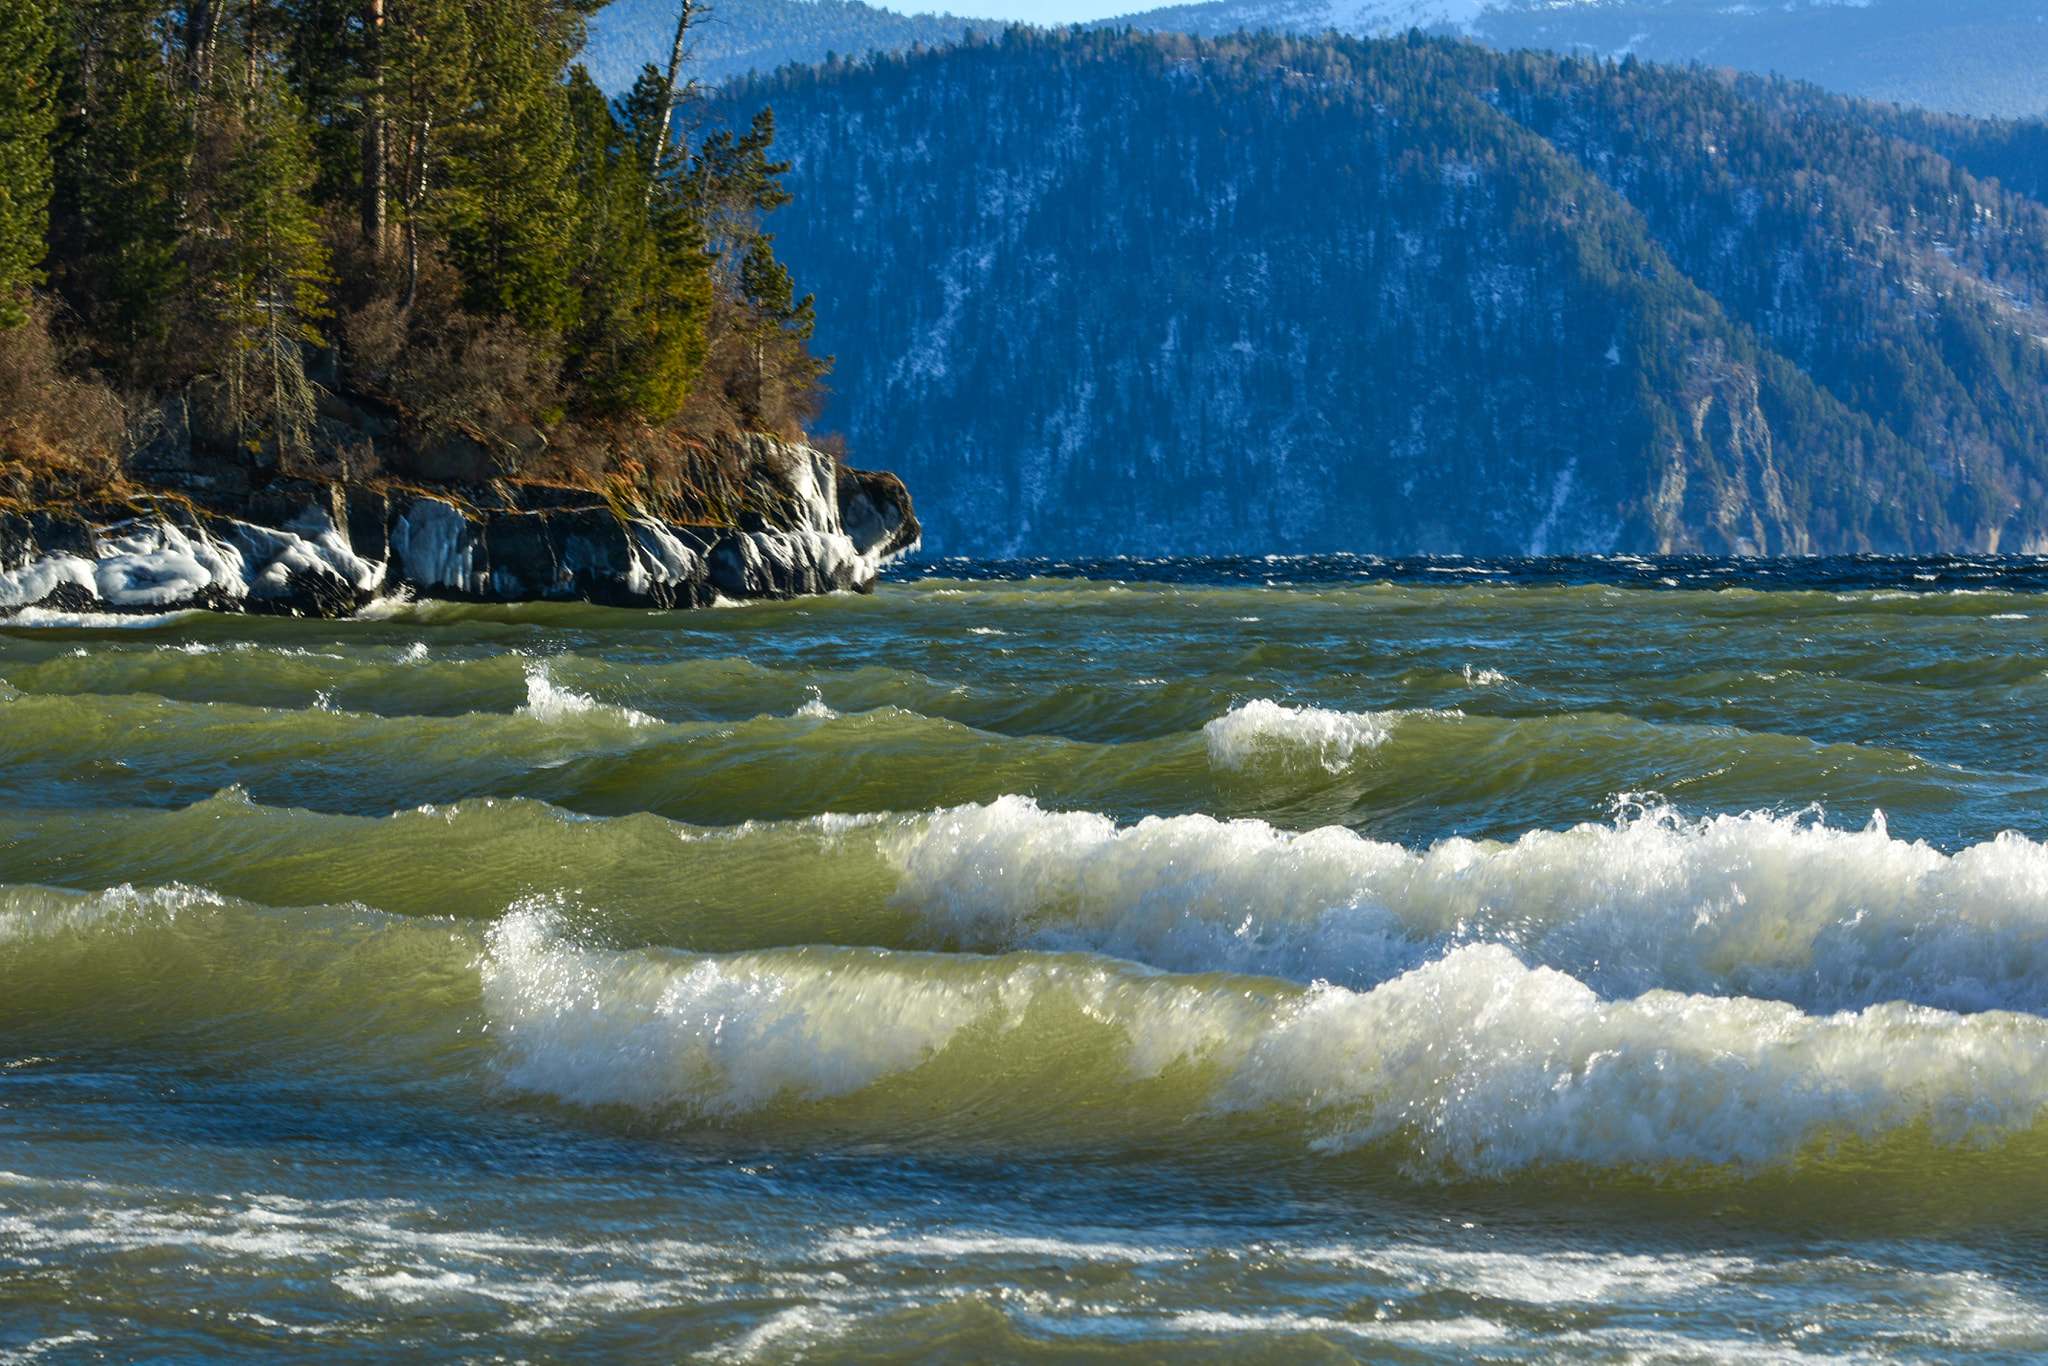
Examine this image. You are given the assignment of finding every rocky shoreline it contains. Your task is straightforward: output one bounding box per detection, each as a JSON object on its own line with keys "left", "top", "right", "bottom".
{"left": 0, "top": 439, "right": 919, "bottom": 620}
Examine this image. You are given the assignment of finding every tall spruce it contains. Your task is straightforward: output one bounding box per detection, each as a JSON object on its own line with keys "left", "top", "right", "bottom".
{"left": 564, "top": 65, "right": 710, "bottom": 420}
{"left": 209, "top": 50, "right": 330, "bottom": 459}
{"left": 51, "top": 0, "right": 194, "bottom": 376}
{"left": 689, "top": 107, "right": 824, "bottom": 432}
{"left": 441, "top": 0, "right": 585, "bottom": 333}
{"left": 0, "top": 0, "right": 59, "bottom": 328}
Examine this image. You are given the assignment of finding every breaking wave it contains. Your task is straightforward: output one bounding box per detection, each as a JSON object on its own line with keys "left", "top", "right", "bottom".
{"left": 479, "top": 906, "right": 2048, "bottom": 1176}
{"left": 884, "top": 796, "right": 2048, "bottom": 1015}
{"left": 518, "top": 663, "right": 659, "bottom": 728}
{"left": 1202, "top": 698, "right": 1412, "bottom": 773}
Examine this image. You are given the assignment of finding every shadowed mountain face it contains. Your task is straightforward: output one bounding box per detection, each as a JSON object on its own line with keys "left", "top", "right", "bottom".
{"left": 731, "top": 30, "right": 2048, "bottom": 558}
{"left": 1107, "top": 0, "right": 2048, "bottom": 120}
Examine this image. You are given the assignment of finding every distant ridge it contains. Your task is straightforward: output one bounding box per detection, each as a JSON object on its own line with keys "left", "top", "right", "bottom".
{"left": 585, "top": 0, "right": 2048, "bottom": 119}
{"left": 582, "top": 0, "right": 998, "bottom": 90}
{"left": 1105, "top": 0, "right": 2048, "bottom": 120}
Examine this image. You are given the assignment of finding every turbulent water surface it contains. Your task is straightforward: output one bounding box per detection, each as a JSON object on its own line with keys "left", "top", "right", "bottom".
{"left": 8, "top": 555, "right": 2048, "bottom": 1362}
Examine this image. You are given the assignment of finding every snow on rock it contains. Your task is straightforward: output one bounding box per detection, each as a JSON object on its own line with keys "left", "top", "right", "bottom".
{"left": 0, "top": 441, "right": 920, "bottom": 619}
{"left": 92, "top": 522, "right": 248, "bottom": 607}
{"left": 0, "top": 552, "right": 98, "bottom": 610}
{"left": 389, "top": 497, "right": 482, "bottom": 595}
{"left": 224, "top": 508, "right": 386, "bottom": 599}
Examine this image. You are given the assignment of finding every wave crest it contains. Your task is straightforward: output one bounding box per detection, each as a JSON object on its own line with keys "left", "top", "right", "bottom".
{"left": 477, "top": 907, "right": 2048, "bottom": 1175}
{"left": 885, "top": 797, "right": 2048, "bottom": 1015}
{"left": 1203, "top": 699, "right": 1410, "bottom": 773}
{"left": 517, "top": 664, "right": 658, "bottom": 728}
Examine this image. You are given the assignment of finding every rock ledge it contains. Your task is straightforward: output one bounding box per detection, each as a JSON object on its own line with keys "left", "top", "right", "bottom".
{"left": 0, "top": 442, "right": 919, "bottom": 620}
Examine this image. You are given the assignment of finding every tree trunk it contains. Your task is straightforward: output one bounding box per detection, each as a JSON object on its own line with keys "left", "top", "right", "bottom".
{"left": 183, "top": 0, "right": 223, "bottom": 91}
{"left": 648, "top": 0, "right": 700, "bottom": 183}
{"left": 362, "top": 0, "right": 387, "bottom": 252}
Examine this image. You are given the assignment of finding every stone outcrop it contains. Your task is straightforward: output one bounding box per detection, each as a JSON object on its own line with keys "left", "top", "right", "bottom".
{"left": 0, "top": 442, "right": 920, "bottom": 620}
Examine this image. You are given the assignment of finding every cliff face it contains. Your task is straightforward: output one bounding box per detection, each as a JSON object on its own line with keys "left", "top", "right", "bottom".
{"left": 0, "top": 438, "right": 920, "bottom": 620}
{"left": 740, "top": 31, "right": 2048, "bottom": 558}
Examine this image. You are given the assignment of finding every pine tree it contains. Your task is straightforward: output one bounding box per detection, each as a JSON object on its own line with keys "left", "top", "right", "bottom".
{"left": 50, "top": 1, "right": 194, "bottom": 373}
{"left": 440, "top": 0, "right": 584, "bottom": 334}
{"left": 0, "top": 0, "right": 59, "bottom": 328}
{"left": 562, "top": 65, "right": 710, "bottom": 422}
{"left": 208, "top": 54, "right": 330, "bottom": 462}
{"left": 378, "top": 0, "right": 474, "bottom": 310}
{"left": 688, "top": 108, "right": 826, "bottom": 432}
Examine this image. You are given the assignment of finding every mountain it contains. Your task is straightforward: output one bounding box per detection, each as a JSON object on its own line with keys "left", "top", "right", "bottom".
{"left": 1106, "top": 0, "right": 2048, "bottom": 119}
{"left": 728, "top": 29, "right": 2048, "bottom": 557}
{"left": 584, "top": 0, "right": 2048, "bottom": 119}
{"left": 581, "top": 0, "right": 998, "bottom": 91}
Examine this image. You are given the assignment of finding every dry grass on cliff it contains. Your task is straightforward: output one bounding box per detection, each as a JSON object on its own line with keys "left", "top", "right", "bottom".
{"left": 520, "top": 418, "right": 805, "bottom": 527}
{"left": 0, "top": 306, "right": 129, "bottom": 503}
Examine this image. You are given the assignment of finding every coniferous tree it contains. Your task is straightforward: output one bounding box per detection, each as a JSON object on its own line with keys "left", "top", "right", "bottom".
{"left": 689, "top": 108, "right": 826, "bottom": 433}
{"left": 50, "top": 0, "right": 194, "bottom": 375}
{"left": 563, "top": 65, "right": 710, "bottom": 421}
{"left": 12, "top": 0, "right": 845, "bottom": 487}
{"left": 0, "top": 0, "right": 59, "bottom": 328}
{"left": 441, "top": 0, "right": 584, "bottom": 334}
{"left": 207, "top": 53, "right": 330, "bottom": 460}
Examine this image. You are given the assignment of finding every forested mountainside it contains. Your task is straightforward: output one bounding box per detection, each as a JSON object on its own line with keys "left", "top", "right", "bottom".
{"left": 1748, "top": 83, "right": 2048, "bottom": 206}
{"left": 735, "top": 29, "right": 2048, "bottom": 557}
{"left": 583, "top": 0, "right": 991, "bottom": 91}
{"left": 1108, "top": 0, "right": 2048, "bottom": 119}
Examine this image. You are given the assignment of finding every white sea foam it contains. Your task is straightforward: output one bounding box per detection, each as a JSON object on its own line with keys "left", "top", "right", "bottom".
{"left": 814, "top": 1230, "right": 1178, "bottom": 1264}
{"left": 884, "top": 797, "right": 2048, "bottom": 1015}
{"left": 887, "top": 796, "right": 1425, "bottom": 986}
{"left": 516, "top": 664, "right": 657, "bottom": 728}
{"left": 353, "top": 586, "right": 418, "bottom": 620}
{"left": 792, "top": 688, "right": 837, "bottom": 719}
{"left": 0, "top": 605, "right": 199, "bottom": 629}
{"left": 1203, "top": 699, "right": 1410, "bottom": 773}
{"left": 701, "top": 1305, "right": 853, "bottom": 1363}
{"left": 1303, "top": 1246, "right": 1749, "bottom": 1304}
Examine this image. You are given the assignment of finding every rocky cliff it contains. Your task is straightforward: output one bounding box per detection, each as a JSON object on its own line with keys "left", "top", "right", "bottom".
{"left": 0, "top": 437, "right": 919, "bottom": 621}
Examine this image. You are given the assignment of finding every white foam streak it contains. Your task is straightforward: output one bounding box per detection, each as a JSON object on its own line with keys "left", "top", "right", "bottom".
{"left": 0, "top": 883, "right": 226, "bottom": 944}
{"left": 1, "top": 605, "right": 199, "bottom": 629}
{"left": 792, "top": 687, "right": 837, "bottom": 719}
{"left": 885, "top": 797, "right": 2048, "bottom": 1015}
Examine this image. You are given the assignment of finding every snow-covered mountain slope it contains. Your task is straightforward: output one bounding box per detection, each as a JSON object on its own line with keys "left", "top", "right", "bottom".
{"left": 583, "top": 0, "right": 996, "bottom": 91}
{"left": 1106, "top": 0, "right": 2048, "bottom": 118}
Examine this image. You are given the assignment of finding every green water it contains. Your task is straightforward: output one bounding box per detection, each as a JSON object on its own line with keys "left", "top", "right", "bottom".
{"left": 7, "top": 570, "right": 2048, "bottom": 1362}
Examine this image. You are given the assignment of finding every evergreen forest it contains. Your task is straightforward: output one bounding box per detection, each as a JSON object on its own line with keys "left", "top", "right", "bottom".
{"left": 0, "top": 0, "right": 828, "bottom": 505}
{"left": 739, "top": 27, "right": 2048, "bottom": 556}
